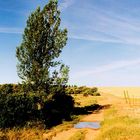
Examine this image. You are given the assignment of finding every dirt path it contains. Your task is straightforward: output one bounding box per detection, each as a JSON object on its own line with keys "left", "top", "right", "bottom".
{"left": 51, "top": 128, "right": 79, "bottom": 140}
{"left": 42, "top": 107, "right": 105, "bottom": 140}
{"left": 50, "top": 110, "right": 104, "bottom": 140}
{"left": 43, "top": 92, "right": 124, "bottom": 140}
{"left": 84, "top": 129, "right": 99, "bottom": 140}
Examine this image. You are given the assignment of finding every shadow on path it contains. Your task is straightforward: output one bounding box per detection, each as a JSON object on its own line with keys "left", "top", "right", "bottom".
{"left": 73, "top": 104, "right": 111, "bottom": 115}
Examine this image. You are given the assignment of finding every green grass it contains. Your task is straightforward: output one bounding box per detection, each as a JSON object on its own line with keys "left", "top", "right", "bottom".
{"left": 95, "top": 107, "right": 140, "bottom": 140}
{"left": 68, "top": 130, "right": 87, "bottom": 140}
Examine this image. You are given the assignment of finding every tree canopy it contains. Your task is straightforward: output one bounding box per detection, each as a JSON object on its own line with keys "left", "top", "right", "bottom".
{"left": 16, "top": 0, "right": 69, "bottom": 92}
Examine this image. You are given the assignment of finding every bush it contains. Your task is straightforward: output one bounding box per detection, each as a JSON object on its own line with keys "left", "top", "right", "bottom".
{"left": 82, "top": 87, "right": 100, "bottom": 96}
{"left": 93, "top": 92, "right": 100, "bottom": 96}
{"left": 90, "top": 87, "right": 98, "bottom": 93}
{"left": 0, "top": 93, "right": 43, "bottom": 128}
{"left": 83, "top": 92, "right": 88, "bottom": 97}
{"left": 0, "top": 84, "right": 21, "bottom": 94}
{"left": 0, "top": 84, "right": 75, "bottom": 128}
{"left": 0, "top": 84, "right": 13, "bottom": 94}
{"left": 0, "top": 84, "right": 99, "bottom": 128}
{"left": 65, "top": 86, "right": 99, "bottom": 96}
{"left": 42, "top": 92, "right": 74, "bottom": 128}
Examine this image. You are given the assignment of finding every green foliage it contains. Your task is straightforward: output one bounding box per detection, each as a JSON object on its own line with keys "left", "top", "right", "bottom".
{"left": 0, "top": 84, "right": 13, "bottom": 94}
{"left": 0, "top": 84, "right": 30, "bottom": 94}
{"left": 51, "top": 64, "right": 69, "bottom": 86}
{"left": 42, "top": 92, "right": 74, "bottom": 128}
{"left": 0, "top": 84, "right": 21, "bottom": 94}
{"left": 92, "top": 92, "right": 100, "bottom": 96}
{"left": 16, "top": 0, "right": 68, "bottom": 92}
{"left": 0, "top": 88, "right": 74, "bottom": 128}
{"left": 66, "top": 86, "right": 100, "bottom": 96}
{"left": 49, "top": 85, "right": 66, "bottom": 94}
{"left": 0, "top": 93, "right": 43, "bottom": 128}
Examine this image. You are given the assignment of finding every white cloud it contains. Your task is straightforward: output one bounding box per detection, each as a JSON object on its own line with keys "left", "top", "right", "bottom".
{"left": 73, "top": 58, "right": 140, "bottom": 78}
{"left": 65, "top": 4, "right": 140, "bottom": 46}
{"left": 59, "top": 0, "right": 74, "bottom": 11}
{"left": 0, "top": 27, "right": 23, "bottom": 34}
{"left": 69, "top": 34, "right": 123, "bottom": 44}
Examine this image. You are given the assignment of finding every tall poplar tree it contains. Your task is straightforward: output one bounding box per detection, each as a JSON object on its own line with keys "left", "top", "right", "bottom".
{"left": 16, "top": 0, "right": 68, "bottom": 92}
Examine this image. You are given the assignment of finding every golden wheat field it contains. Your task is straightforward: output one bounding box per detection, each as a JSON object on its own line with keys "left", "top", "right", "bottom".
{"left": 98, "top": 87, "right": 140, "bottom": 98}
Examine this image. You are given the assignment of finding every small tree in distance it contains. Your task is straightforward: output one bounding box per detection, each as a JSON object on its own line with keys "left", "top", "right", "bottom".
{"left": 16, "top": 0, "right": 69, "bottom": 93}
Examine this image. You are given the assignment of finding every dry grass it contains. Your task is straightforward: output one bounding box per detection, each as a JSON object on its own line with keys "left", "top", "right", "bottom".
{"left": 72, "top": 94, "right": 100, "bottom": 107}
{"left": 95, "top": 87, "right": 140, "bottom": 140}
{"left": 68, "top": 130, "right": 87, "bottom": 140}
{"left": 0, "top": 119, "right": 82, "bottom": 140}
{"left": 0, "top": 128, "right": 45, "bottom": 140}
{"left": 98, "top": 87, "right": 140, "bottom": 98}
{"left": 95, "top": 107, "right": 140, "bottom": 140}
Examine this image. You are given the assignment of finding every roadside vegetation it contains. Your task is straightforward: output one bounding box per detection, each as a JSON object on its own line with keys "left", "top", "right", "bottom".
{"left": 0, "top": 87, "right": 100, "bottom": 139}
{"left": 95, "top": 107, "right": 140, "bottom": 140}
{"left": 68, "top": 130, "right": 87, "bottom": 140}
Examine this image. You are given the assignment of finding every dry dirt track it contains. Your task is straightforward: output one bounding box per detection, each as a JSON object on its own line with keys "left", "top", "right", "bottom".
{"left": 43, "top": 92, "right": 125, "bottom": 140}
{"left": 51, "top": 110, "right": 104, "bottom": 140}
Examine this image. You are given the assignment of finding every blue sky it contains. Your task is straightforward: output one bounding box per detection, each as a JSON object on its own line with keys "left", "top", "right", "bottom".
{"left": 0, "top": 0, "right": 140, "bottom": 86}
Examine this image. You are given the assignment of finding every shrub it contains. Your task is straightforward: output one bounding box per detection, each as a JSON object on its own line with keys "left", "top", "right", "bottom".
{"left": 0, "top": 93, "right": 43, "bottom": 128}
{"left": 0, "top": 84, "right": 75, "bottom": 128}
{"left": 65, "top": 86, "right": 99, "bottom": 96}
{"left": 66, "top": 88, "right": 74, "bottom": 94}
{"left": 82, "top": 87, "right": 100, "bottom": 96}
{"left": 0, "top": 84, "right": 13, "bottom": 94}
{"left": 83, "top": 92, "right": 88, "bottom": 97}
{"left": 0, "top": 84, "right": 22, "bottom": 94}
{"left": 90, "top": 87, "right": 98, "bottom": 93}
{"left": 42, "top": 92, "right": 74, "bottom": 128}
{"left": 93, "top": 92, "right": 100, "bottom": 96}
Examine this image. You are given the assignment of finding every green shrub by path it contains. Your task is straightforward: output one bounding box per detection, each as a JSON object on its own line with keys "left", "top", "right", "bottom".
{"left": 0, "top": 93, "right": 43, "bottom": 128}
{"left": 0, "top": 89, "right": 74, "bottom": 128}
{"left": 66, "top": 86, "right": 100, "bottom": 96}
{"left": 42, "top": 92, "right": 74, "bottom": 128}
{"left": 0, "top": 84, "right": 23, "bottom": 94}
{"left": 0, "top": 84, "right": 14, "bottom": 94}
{"left": 0, "top": 84, "right": 98, "bottom": 128}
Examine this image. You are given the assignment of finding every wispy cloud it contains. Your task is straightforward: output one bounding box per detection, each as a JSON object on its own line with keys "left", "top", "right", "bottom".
{"left": 69, "top": 33, "right": 123, "bottom": 44}
{"left": 59, "top": 0, "right": 74, "bottom": 11}
{"left": 65, "top": 3, "right": 140, "bottom": 46}
{"left": 0, "top": 27, "right": 23, "bottom": 34}
{"left": 74, "top": 59, "right": 140, "bottom": 78}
